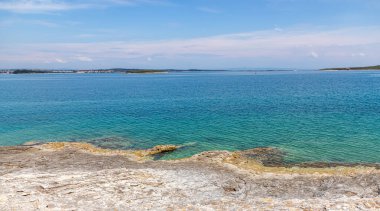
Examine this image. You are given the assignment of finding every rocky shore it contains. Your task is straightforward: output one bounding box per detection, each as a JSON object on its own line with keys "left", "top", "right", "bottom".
{"left": 1, "top": 142, "right": 380, "bottom": 210}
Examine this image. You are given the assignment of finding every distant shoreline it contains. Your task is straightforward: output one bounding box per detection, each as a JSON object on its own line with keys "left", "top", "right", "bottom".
{"left": 0, "top": 69, "right": 299, "bottom": 75}
{"left": 125, "top": 70, "right": 169, "bottom": 74}
{"left": 0, "top": 69, "right": 226, "bottom": 75}
{"left": 321, "top": 65, "right": 380, "bottom": 71}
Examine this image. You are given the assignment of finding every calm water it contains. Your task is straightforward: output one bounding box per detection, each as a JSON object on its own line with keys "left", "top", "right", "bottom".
{"left": 1, "top": 71, "right": 380, "bottom": 163}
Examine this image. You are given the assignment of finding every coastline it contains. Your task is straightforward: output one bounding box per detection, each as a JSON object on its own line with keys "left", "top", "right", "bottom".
{"left": 1, "top": 142, "right": 379, "bottom": 210}
{"left": 320, "top": 65, "right": 380, "bottom": 71}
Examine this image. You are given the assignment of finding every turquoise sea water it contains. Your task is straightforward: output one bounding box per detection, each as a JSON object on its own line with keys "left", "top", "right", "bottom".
{"left": 1, "top": 71, "right": 380, "bottom": 163}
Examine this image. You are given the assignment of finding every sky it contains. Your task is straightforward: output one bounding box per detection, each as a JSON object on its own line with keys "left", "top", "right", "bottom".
{"left": 0, "top": 0, "right": 379, "bottom": 69}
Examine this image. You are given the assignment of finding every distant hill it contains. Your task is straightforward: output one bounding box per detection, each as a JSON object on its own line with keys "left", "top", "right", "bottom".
{"left": 13, "top": 70, "right": 50, "bottom": 74}
{"left": 1, "top": 68, "right": 296, "bottom": 74}
{"left": 321, "top": 65, "right": 380, "bottom": 71}
{"left": 1, "top": 68, "right": 227, "bottom": 74}
{"left": 124, "top": 69, "right": 168, "bottom": 74}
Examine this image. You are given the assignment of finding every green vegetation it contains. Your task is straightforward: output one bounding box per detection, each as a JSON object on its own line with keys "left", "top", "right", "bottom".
{"left": 12, "top": 70, "right": 50, "bottom": 74}
{"left": 125, "top": 70, "right": 168, "bottom": 74}
{"left": 321, "top": 65, "right": 380, "bottom": 71}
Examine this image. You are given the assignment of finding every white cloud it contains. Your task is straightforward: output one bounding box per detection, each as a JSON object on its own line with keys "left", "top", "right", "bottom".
{"left": 76, "top": 56, "right": 93, "bottom": 62}
{"left": 55, "top": 58, "right": 66, "bottom": 63}
{"left": 310, "top": 51, "right": 319, "bottom": 58}
{"left": 0, "top": 0, "right": 168, "bottom": 13}
{"left": 197, "top": 6, "right": 221, "bottom": 14}
{"left": 106, "top": 0, "right": 153, "bottom": 6}
{"left": 1, "top": 26, "right": 380, "bottom": 68}
{"left": 0, "top": 19, "right": 59, "bottom": 27}
{"left": 274, "top": 27, "right": 283, "bottom": 32}
{"left": 351, "top": 52, "right": 366, "bottom": 57}
{"left": 77, "top": 34, "right": 97, "bottom": 38}
{"left": 0, "top": 0, "right": 89, "bottom": 13}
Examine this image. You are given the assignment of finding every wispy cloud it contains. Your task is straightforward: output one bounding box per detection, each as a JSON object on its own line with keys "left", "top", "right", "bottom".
{"left": 54, "top": 58, "right": 66, "bottom": 63}
{"left": 76, "top": 55, "right": 93, "bottom": 62}
{"left": 1, "top": 26, "right": 379, "bottom": 68}
{"left": 309, "top": 51, "right": 319, "bottom": 59}
{"left": 0, "top": 18, "right": 59, "bottom": 27}
{"left": 0, "top": 0, "right": 173, "bottom": 13}
{"left": 107, "top": 0, "right": 174, "bottom": 6}
{"left": 76, "top": 34, "right": 97, "bottom": 38}
{"left": 197, "top": 6, "right": 221, "bottom": 14}
{"left": 0, "top": 0, "right": 89, "bottom": 13}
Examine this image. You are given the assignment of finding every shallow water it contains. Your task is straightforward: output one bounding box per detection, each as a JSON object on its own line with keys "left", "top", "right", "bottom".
{"left": 1, "top": 71, "right": 380, "bottom": 163}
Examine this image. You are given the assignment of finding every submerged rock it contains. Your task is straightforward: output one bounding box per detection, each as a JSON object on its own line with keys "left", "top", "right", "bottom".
{"left": 291, "top": 161, "right": 380, "bottom": 169}
{"left": 87, "top": 137, "right": 132, "bottom": 150}
{"left": 134, "top": 145, "right": 179, "bottom": 158}
{"left": 238, "top": 147, "right": 286, "bottom": 166}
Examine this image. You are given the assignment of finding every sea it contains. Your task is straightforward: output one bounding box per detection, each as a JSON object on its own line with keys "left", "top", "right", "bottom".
{"left": 1, "top": 70, "right": 380, "bottom": 163}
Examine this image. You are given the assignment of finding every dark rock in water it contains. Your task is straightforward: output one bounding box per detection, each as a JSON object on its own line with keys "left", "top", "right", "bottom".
{"left": 149, "top": 145, "right": 178, "bottom": 154}
{"left": 290, "top": 162, "right": 380, "bottom": 169}
{"left": 87, "top": 137, "right": 132, "bottom": 150}
{"left": 239, "top": 147, "right": 286, "bottom": 167}
{"left": 135, "top": 145, "right": 179, "bottom": 158}
{"left": 238, "top": 147, "right": 380, "bottom": 169}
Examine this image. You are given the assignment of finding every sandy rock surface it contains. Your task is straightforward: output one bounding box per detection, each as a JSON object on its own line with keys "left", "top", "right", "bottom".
{"left": 1, "top": 143, "right": 380, "bottom": 210}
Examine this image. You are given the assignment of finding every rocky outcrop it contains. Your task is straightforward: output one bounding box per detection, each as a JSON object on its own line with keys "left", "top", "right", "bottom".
{"left": 37, "top": 142, "right": 180, "bottom": 161}
{"left": 133, "top": 145, "right": 179, "bottom": 157}
{"left": 0, "top": 142, "right": 379, "bottom": 210}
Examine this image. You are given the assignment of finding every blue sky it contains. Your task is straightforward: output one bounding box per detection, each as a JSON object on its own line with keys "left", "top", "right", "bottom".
{"left": 0, "top": 0, "right": 379, "bottom": 69}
